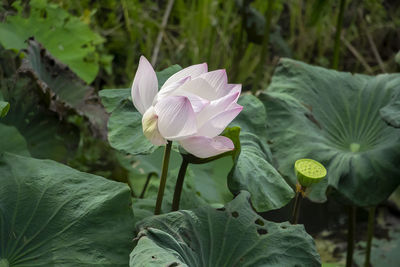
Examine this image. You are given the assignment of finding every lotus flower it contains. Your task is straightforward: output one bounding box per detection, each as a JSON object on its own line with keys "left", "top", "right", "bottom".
{"left": 131, "top": 56, "right": 242, "bottom": 158}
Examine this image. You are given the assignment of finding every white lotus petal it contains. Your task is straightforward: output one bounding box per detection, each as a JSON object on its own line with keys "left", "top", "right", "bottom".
{"left": 162, "top": 63, "right": 208, "bottom": 88}
{"left": 197, "top": 105, "right": 243, "bottom": 137}
{"left": 196, "top": 92, "right": 240, "bottom": 126}
{"left": 179, "top": 136, "right": 234, "bottom": 158}
{"left": 142, "top": 106, "right": 167, "bottom": 146}
{"left": 197, "top": 69, "right": 227, "bottom": 92}
{"left": 181, "top": 93, "right": 210, "bottom": 113}
{"left": 178, "top": 78, "right": 217, "bottom": 101}
{"left": 155, "top": 96, "right": 197, "bottom": 140}
{"left": 217, "top": 83, "right": 242, "bottom": 98}
{"left": 154, "top": 76, "right": 191, "bottom": 105}
{"left": 131, "top": 56, "right": 158, "bottom": 114}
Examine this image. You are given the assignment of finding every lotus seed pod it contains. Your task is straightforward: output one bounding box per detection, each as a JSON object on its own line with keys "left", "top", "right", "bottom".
{"left": 294, "top": 159, "right": 327, "bottom": 187}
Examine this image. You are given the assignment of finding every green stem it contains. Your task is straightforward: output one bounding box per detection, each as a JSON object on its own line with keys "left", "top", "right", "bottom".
{"left": 139, "top": 172, "right": 157, "bottom": 199}
{"left": 253, "top": 0, "right": 274, "bottom": 94}
{"left": 171, "top": 158, "right": 189, "bottom": 211}
{"left": 332, "top": 0, "right": 346, "bottom": 69}
{"left": 346, "top": 205, "right": 356, "bottom": 267}
{"left": 364, "top": 206, "right": 376, "bottom": 267}
{"left": 290, "top": 191, "right": 302, "bottom": 224}
{"left": 154, "top": 141, "right": 172, "bottom": 215}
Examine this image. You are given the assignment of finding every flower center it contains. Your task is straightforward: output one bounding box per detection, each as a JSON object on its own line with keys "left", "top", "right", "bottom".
{"left": 142, "top": 107, "right": 166, "bottom": 146}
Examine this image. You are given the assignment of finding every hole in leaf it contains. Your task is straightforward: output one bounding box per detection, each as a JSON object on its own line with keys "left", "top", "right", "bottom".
{"left": 255, "top": 218, "right": 264, "bottom": 226}
{"left": 151, "top": 256, "right": 156, "bottom": 259}
{"left": 168, "top": 263, "right": 179, "bottom": 267}
{"left": 217, "top": 207, "right": 226, "bottom": 211}
{"left": 281, "top": 225, "right": 287, "bottom": 229}
{"left": 257, "top": 228, "right": 268, "bottom": 235}
{"left": 231, "top": 211, "right": 239, "bottom": 218}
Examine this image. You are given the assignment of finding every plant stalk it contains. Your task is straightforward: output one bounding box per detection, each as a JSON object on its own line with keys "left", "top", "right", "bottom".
{"left": 171, "top": 158, "right": 189, "bottom": 211}
{"left": 364, "top": 206, "right": 376, "bottom": 267}
{"left": 253, "top": 0, "right": 274, "bottom": 94}
{"left": 346, "top": 205, "right": 356, "bottom": 267}
{"left": 332, "top": 0, "right": 346, "bottom": 69}
{"left": 139, "top": 172, "right": 157, "bottom": 199}
{"left": 154, "top": 141, "right": 172, "bottom": 215}
{"left": 290, "top": 190, "right": 302, "bottom": 224}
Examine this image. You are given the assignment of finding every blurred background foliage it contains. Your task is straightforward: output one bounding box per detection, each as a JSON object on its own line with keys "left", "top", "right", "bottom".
{"left": 2, "top": 0, "right": 398, "bottom": 91}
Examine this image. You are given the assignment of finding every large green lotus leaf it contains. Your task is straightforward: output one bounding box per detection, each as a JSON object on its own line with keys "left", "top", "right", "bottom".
{"left": 0, "top": 153, "right": 135, "bottom": 266}
{"left": 189, "top": 156, "right": 234, "bottom": 205}
{"left": 130, "top": 191, "right": 321, "bottom": 267}
{"left": 229, "top": 94, "right": 294, "bottom": 212}
{"left": 380, "top": 93, "right": 400, "bottom": 128}
{"left": 107, "top": 100, "right": 157, "bottom": 155}
{"left": 228, "top": 132, "right": 294, "bottom": 212}
{"left": 99, "top": 88, "right": 130, "bottom": 113}
{"left": 260, "top": 58, "right": 400, "bottom": 206}
{"left": 21, "top": 39, "right": 108, "bottom": 138}
{"left": 103, "top": 65, "right": 182, "bottom": 155}
{"left": 0, "top": 0, "right": 107, "bottom": 83}
{"left": 231, "top": 94, "right": 267, "bottom": 137}
{"left": 0, "top": 124, "right": 30, "bottom": 156}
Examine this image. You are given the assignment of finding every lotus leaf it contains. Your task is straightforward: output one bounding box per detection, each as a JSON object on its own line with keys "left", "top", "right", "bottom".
{"left": 0, "top": 153, "right": 135, "bottom": 266}
{"left": 260, "top": 58, "right": 400, "bottom": 206}
{"left": 130, "top": 191, "right": 320, "bottom": 267}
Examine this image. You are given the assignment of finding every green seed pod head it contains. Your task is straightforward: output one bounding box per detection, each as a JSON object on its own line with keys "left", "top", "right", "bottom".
{"left": 295, "top": 159, "right": 327, "bottom": 187}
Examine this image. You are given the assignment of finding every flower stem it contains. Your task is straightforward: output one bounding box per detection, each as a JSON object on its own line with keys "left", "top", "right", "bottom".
{"left": 154, "top": 141, "right": 172, "bottom": 215}
{"left": 171, "top": 158, "right": 189, "bottom": 211}
{"left": 139, "top": 172, "right": 157, "bottom": 199}
{"left": 332, "top": 0, "right": 346, "bottom": 69}
{"left": 346, "top": 205, "right": 356, "bottom": 267}
{"left": 290, "top": 190, "right": 302, "bottom": 224}
{"left": 364, "top": 206, "right": 376, "bottom": 267}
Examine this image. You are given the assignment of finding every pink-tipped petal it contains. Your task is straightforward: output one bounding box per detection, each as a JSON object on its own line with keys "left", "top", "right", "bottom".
{"left": 154, "top": 96, "right": 198, "bottom": 140}
{"left": 154, "top": 76, "right": 191, "bottom": 104}
{"left": 196, "top": 92, "right": 240, "bottom": 126}
{"left": 162, "top": 63, "right": 208, "bottom": 88}
{"left": 197, "top": 105, "right": 243, "bottom": 137}
{"left": 217, "top": 83, "right": 242, "bottom": 98}
{"left": 179, "top": 136, "right": 234, "bottom": 158}
{"left": 198, "top": 69, "right": 227, "bottom": 92}
{"left": 131, "top": 56, "right": 158, "bottom": 114}
{"left": 178, "top": 78, "right": 217, "bottom": 101}
{"left": 180, "top": 93, "right": 210, "bottom": 113}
